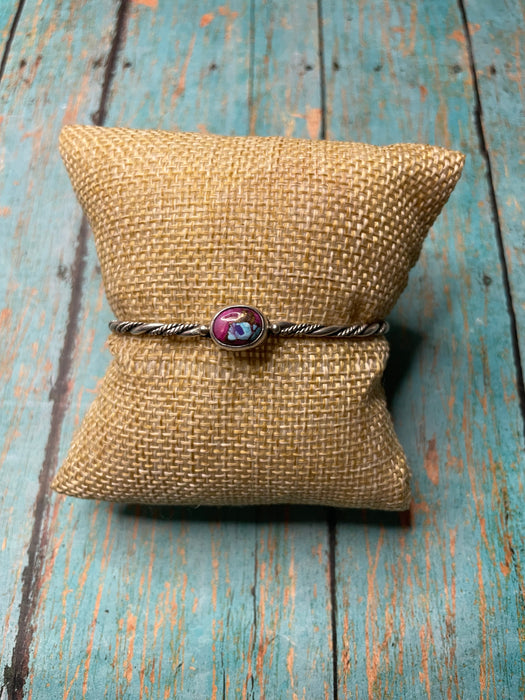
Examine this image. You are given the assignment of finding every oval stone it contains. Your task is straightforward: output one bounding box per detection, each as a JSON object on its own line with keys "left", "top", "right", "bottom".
{"left": 210, "top": 305, "right": 267, "bottom": 351}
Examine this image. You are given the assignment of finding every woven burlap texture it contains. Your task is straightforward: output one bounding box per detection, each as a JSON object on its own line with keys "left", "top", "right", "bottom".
{"left": 52, "top": 126, "right": 464, "bottom": 509}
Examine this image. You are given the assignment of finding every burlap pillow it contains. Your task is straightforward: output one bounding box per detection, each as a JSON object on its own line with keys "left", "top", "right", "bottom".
{"left": 52, "top": 126, "right": 464, "bottom": 509}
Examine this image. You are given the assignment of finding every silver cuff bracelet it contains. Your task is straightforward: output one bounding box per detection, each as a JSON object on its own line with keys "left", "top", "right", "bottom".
{"left": 109, "top": 304, "right": 389, "bottom": 352}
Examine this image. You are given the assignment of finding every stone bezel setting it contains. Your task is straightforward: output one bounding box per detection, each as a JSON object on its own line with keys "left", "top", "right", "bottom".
{"left": 209, "top": 305, "right": 269, "bottom": 351}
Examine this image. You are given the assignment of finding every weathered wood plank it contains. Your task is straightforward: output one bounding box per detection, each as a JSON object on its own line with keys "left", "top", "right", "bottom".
{"left": 251, "top": 0, "right": 322, "bottom": 138}
{"left": 250, "top": 512, "right": 333, "bottom": 699}
{"left": 0, "top": 1, "right": 121, "bottom": 691}
{"left": 31, "top": 503, "right": 259, "bottom": 698}
{"left": 323, "top": 0, "right": 524, "bottom": 697}
{"left": 0, "top": 1, "right": 19, "bottom": 58}
{"left": 108, "top": 0, "right": 251, "bottom": 134}
{"left": 463, "top": 0, "right": 525, "bottom": 383}
{"left": 19, "top": 1, "right": 331, "bottom": 698}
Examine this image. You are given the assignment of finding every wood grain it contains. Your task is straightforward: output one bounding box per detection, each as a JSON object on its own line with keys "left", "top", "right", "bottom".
{"left": 0, "top": 1, "right": 120, "bottom": 694}
{"left": 0, "top": 1, "right": 18, "bottom": 59}
{"left": 323, "top": 0, "right": 524, "bottom": 697}
{"left": 463, "top": 0, "right": 525, "bottom": 385}
{"left": 108, "top": 0, "right": 252, "bottom": 133}
{"left": 251, "top": 0, "right": 322, "bottom": 138}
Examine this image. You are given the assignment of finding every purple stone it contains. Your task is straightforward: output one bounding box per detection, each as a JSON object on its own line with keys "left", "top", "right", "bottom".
{"left": 210, "top": 306, "right": 266, "bottom": 350}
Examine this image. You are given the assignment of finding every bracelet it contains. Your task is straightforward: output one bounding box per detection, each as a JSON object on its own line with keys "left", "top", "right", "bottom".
{"left": 109, "top": 304, "right": 389, "bottom": 352}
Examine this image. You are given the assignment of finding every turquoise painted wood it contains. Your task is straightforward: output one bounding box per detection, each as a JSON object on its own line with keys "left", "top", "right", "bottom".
{"left": 0, "top": 2, "right": 18, "bottom": 53}
{"left": 464, "top": 0, "right": 525, "bottom": 368}
{"left": 0, "top": 0, "right": 523, "bottom": 698}
{"left": 0, "top": 0, "right": 120, "bottom": 691}
{"left": 109, "top": 0, "right": 251, "bottom": 134}
{"left": 324, "top": 1, "right": 524, "bottom": 697}
{"left": 252, "top": 0, "right": 322, "bottom": 139}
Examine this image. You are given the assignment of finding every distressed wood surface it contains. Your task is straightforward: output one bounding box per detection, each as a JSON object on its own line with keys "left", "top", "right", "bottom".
{"left": 0, "top": 0, "right": 523, "bottom": 698}
{"left": 0, "top": 2, "right": 19, "bottom": 56}
{"left": 324, "top": 2, "right": 524, "bottom": 697}
{"left": 0, "top": 0, "right": 121, "bottom": 693}
{"left": 252, "top": 0, "right": 322, "bottom": 138}
{"left": 464, "top": 0, "right": 525, "bottom": 378}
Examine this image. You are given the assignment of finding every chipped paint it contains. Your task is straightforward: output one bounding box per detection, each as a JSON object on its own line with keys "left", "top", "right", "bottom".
{"left": 424, "top": 436, "right": 440, "bottom": 485}
{"left": 131, "top": 0, "right": 158, "bottom": 8}
{"left": 171, "top": 33, "right": 196, "bottom": 106}
{"left": 200, "top": 13, "right": 214, "bottom": 28}
{"left": 305, "top": 106, "right": 321, "bottom": 139}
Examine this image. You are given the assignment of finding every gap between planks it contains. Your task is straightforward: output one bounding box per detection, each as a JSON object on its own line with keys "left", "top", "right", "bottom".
{"left": 457, "top": 0, "right": 525, "bottom": 439}
{"left": 2, "top": 2, "right": 131, "bottom": 698}
{"left": 0, "top": 0, "right": 27, "bottom": 82}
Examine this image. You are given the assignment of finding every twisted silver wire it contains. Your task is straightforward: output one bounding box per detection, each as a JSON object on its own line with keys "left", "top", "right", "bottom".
{"left": 274, "top": 321, "right": 388, "bottom": 337}
{"left": 109, "top": 319, "right": 388, "bottom": 339}
{"left": 108, "top": 321, "right": 209, "bottom": 337}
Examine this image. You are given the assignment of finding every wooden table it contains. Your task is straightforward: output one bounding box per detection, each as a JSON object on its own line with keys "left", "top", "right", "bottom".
{"left": 1, "top": 1, "right": 523, "bottom": 697}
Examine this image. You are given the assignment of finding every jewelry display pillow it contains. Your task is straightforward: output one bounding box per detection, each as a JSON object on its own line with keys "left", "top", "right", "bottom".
{"left": 52, "top": 126, "right": 464, "bottom": 509}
